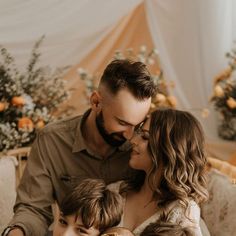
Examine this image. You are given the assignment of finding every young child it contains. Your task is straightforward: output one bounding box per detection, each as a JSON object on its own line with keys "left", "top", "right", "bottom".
{"left": 53, "top": 178, "right": 123, "bottom": 236}
{"left": 140, "top": 221, "right": 194, "bottom": 236}
{"left": 101, "top": 226, "right": 135, "bottom": 236}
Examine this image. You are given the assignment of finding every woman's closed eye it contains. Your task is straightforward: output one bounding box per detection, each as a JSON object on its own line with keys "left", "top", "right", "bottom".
{"left": 135, "top": 128, "right": 149, "bottom": 140}
{"left": 141, "top": 133, "right": 149, "bottom": 140}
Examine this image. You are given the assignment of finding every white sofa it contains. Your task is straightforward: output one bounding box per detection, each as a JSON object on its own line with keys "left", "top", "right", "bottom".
{"left": 0, "top": 156, "right": 17, "bottom": 233}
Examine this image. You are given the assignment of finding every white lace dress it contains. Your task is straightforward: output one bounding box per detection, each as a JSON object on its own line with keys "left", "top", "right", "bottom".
{"left": 108, "top": 181, "right": 210, "bottom": 236}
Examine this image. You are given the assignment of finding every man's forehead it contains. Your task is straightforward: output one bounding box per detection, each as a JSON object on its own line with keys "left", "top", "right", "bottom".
{"left": 107, "top": 95, "right": 150, "bottom": 118}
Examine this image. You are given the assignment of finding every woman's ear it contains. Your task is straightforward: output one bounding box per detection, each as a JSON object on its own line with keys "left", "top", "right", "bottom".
{"left": 90, "top": 91, "right": 101, "bottom": 111}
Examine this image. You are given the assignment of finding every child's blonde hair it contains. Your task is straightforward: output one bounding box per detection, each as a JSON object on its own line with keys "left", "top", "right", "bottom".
{"left": 101, "top": 226, "right": 135, "bottom": 236}
{"left": 140, "top": 221, "right": 194, "bottom": 236}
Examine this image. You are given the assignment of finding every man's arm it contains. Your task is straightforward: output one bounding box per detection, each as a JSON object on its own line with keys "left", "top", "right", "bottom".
{"left": 4, "top": 133, "right": 55, "bottom": 236}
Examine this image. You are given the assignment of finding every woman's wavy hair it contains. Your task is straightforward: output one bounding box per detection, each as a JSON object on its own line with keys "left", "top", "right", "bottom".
{"left": 121, "top": 108, "right": 208, "bottom": 209}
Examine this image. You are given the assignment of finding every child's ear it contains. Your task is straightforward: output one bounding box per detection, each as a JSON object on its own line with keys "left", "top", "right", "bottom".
{"left": 90, "top": 91, "right": 101, "bottom": 111}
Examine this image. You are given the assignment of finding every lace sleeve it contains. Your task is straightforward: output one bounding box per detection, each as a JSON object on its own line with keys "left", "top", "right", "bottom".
{"left": 168, "top": 201, "right": 204, "bottom": 236}
{"left": 107, "top": 180, "right": 123, "bottom": 193}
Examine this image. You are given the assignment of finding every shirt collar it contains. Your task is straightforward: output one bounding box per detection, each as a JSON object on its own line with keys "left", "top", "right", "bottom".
{"left": 72, "top": 109, "right": 91, "bottom": 153}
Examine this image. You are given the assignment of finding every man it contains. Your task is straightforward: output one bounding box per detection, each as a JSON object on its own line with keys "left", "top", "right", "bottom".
{"left": 2, "top": 59, "right": 156, "bottom": 236}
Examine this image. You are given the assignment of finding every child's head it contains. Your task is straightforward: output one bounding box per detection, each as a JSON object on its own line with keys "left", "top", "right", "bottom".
{"left": 140, "top": 221, "right": 194, "bottom": 236}
{"left": 53, "top": 179, "right": 123, "bottom": 236}
{"left": 101, "top": 227, "right": 135, "bottom": 236}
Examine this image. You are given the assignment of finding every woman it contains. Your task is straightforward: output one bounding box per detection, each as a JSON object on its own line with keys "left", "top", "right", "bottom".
{"left": 109, "top": 109, "right": 209, "bottom": 236}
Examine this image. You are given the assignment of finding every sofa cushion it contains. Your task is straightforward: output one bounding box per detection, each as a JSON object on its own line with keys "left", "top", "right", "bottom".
{"left": 201, "top": 169, "right": 236, "bottom": 236}
{"left": 0, "top": 156, "right": 17, "bottom": 233}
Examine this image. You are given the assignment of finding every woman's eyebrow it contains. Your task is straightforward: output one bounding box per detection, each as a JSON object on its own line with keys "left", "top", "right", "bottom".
{"left": 141, "top": 128, "right": 149, "bottom": 133}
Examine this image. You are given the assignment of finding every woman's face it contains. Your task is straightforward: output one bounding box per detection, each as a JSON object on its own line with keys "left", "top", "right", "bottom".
{"left": 53, "top": 213, "right": 100, "bottom": 236}
{"left": 129, "top": 117, "right": 153, "bottom": 172}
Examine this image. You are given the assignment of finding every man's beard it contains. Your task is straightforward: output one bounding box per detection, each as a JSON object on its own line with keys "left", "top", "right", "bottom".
{"left": 95, "top": 111, "right": 126, "bottom": 147}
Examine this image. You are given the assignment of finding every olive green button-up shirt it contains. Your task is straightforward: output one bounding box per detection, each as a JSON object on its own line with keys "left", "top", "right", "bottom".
{"left": 9, "top": 110, "right": 134, "bottom": 236}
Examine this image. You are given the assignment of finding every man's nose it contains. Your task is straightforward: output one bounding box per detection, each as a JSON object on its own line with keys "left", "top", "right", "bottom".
{"left": 129, "top": 130, "right": 139, "bottom": 145}
{"left": 123, "top": 126, "right": 135, "bottom": 140}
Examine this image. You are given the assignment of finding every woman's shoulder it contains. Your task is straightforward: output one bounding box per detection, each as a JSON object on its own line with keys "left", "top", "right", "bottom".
{"left": 167, "top": 199, "right": 200, "bottom": 223}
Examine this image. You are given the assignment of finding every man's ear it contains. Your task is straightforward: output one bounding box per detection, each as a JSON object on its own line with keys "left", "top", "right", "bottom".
{"left": 90, "top": 91, "right": 101, "bottom": 111}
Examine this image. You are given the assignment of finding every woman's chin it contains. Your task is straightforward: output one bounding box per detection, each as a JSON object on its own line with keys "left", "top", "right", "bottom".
{"left": 129, "top": 156, "right": 139, "bottom": 169}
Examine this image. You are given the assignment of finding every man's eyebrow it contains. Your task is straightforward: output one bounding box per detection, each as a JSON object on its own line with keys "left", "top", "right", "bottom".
{"left": 75, "top": 223, "right": 89, "bottom": 231}
{"left": 115, "top": 116, "right": 134, "bottom": 126}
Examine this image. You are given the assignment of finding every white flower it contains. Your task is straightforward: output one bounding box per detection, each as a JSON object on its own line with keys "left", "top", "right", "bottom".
{"left": 147, "top": 58, "right": 155, "bottom": 65}
{"left": 201, "top": 108, "right": 210, "bottom": 118}
{"left": 140, "top": 45, "right": 147, "bottom": 53}
{"left": 22, "top": 93, "right": 35, "bottom": 112}
{"left": 153, "top": 48, "right": 159, "bottom": 55}
{"left": 77, "top": 68, "right": 87, "bottom": 75}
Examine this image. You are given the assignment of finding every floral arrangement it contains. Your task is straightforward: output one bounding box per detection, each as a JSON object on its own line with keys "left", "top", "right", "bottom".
{"left": 211, "top": 48, "right": 236, "bottom": 140}
{"left": 78, "top": 46, "right": 177, "bottom": 111}
{"left": 0, "top": 36, "right": 70, "bottom": 152}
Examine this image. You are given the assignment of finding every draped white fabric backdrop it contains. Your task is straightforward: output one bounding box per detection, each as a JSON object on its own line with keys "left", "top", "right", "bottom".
{"left": 145, "top": 0, "right": 233, "bottom": 140}
{"left": 0, "top": 0, "right": 235, "bottom": 157}
{"left": 0, "top": 0, "right": 142, "bottom": 69}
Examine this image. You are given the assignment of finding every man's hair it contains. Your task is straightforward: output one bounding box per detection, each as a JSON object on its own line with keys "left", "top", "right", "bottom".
{"left": 140, "top": 221, "right": 194, "bottom": 236}
{"left": 60, "top": 178, "right": 123, "bottom": 232}
{"left": 99, "top": 59, "right": 157, "bottom": 100}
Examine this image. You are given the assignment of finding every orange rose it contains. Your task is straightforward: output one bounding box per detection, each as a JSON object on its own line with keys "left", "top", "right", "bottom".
{"left": 155, "top": 93, "right": 166, "bottom": 103}
{"left": 36, "top": 120, "right": 45, "bottom": 129}
{"left": 226, "top": 97, "right": 236, "bottom": 109}
{"left": 18, "top": 117, "right": 34, "bottom": 131}
{"left": 167, "top": 95, "right": 177, "bottom": 107}
{"left": 0, "top": 102, "right": 5, "bottom": 112}
{"left": 156, "top": 69, "right": 162, "bottom": 77}
{"left": 12, "top": 96, "right": 25, "bottom": 106}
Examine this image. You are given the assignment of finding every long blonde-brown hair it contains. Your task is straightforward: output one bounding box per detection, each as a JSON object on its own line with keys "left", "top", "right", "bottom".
{"left": 121, "top": 109, "right": 208, "bottom": 209}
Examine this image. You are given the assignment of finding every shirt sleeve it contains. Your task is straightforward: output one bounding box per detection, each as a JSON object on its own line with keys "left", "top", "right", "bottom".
{"left": 8, "top": 132, "right": 54, "bottom": 236}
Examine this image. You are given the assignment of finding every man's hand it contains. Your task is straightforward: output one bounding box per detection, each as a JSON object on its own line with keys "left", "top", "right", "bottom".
{"left": 7, "top": 228, "right": 24, "bottom": 236}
